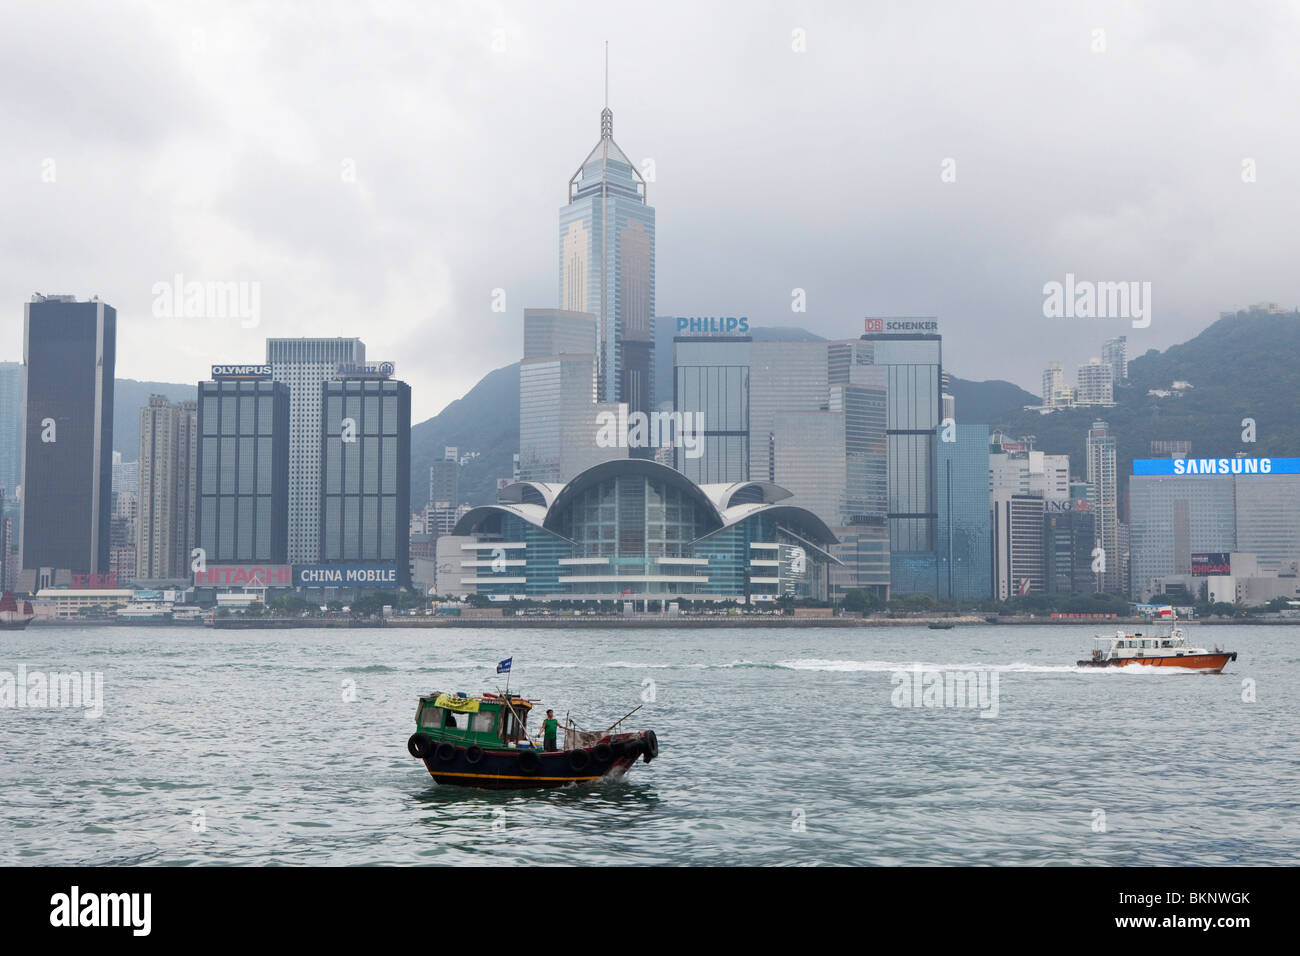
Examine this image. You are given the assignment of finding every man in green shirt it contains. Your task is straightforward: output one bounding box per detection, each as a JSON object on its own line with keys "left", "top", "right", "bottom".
{"left": 541, "top": 710, "right": 559, "bottom": 751}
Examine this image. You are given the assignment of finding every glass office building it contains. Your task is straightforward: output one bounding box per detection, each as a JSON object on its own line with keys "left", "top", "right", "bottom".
{"left": 267, "top": 337, "right": 366, "bottom": 565}
{"left": 672, "top": 336, "right": 750, "bottom": 484}
{"left": 20, "top": 295, "right": 116, "bottom": 587}
{"left": 1043, "top": 503, "right": 1097, "bottom": 595}
{"left": 560, "top": 105, "right": 654, "bottom": 412}
{"left": 1128, "top": 474, "right": 1236, "bottom": 600}
{"left": 452, "top": 459, "right": 839, "bottom": 603}
{"left": 195, "top": 378, "right": 290, "bottom": 563}
{"left": 0, "top": 361, "right": 23, "bottom": 502}
{"left": 1234, "top": 475, "right": 1300, "bottom": 571}
{"left": 936, "top": 423, "right": 991, "bottom": 599}
{"left": 858, "top": 329, "right": 942, "bottom": 595}
{"left": 318, "top": 376, "right": 411, "bottom": 587}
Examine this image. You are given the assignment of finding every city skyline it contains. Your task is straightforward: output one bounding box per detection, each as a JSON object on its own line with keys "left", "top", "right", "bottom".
{"left": 6, "top": 2, "right": 1299, "bottom": 422}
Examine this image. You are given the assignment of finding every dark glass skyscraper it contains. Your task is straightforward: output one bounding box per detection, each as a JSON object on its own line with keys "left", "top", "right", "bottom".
{"left": 319, "top": 375, "right": 411, "bottom": 587}
{"left": 936, "top": 423, "right": 992, "bottom": 599}
{"left": 859, "top": 325, "right": 942, "bottom": 595}
{"left": 673, "top": 336, "right": 750, "bottom": 483}
{"left": 20, "top": 294, "right": 116, "bottom": 587}
{"left": 195, "top": 378, "right": 290, "bottom": 564}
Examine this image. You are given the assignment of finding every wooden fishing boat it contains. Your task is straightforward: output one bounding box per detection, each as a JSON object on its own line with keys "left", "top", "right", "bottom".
{"left": 407, "top": 691, "right": 658, "bottom": 790}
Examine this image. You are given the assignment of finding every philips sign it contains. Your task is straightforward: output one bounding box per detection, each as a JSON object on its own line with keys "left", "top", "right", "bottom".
{"left": 211, "top": 364, "right": 272, "bottom": 380}
{"left": 296, "top": 562, "right": 399, "bottom": 588}
{"left": 1133, "top": 457, "right": 1300, "bottom": 477}
{"left": 675, "top": 316, "right": 749, "bottom": 335}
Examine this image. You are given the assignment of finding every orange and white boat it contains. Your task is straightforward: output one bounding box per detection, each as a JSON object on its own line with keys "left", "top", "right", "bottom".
{"left": 1077, "top": 606, "right": 1237, "bottom": 672}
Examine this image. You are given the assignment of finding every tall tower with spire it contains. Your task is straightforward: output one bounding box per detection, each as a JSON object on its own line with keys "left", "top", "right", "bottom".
{"left": 559, "top": 46, "right": 655, "bottom": 422}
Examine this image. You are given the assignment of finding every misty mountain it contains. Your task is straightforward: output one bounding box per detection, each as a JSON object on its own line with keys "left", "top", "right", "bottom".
{"left": 981, "top": 306, "right": 1300, "bottom": 499}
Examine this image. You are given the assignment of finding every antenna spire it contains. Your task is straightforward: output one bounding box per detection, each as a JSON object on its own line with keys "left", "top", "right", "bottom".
{"left": 600, "top": 41, "right": 612, "bottom": 139}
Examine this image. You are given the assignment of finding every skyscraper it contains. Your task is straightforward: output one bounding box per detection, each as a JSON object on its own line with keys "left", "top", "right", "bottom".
{"left": 1076, "top": 358, "right": 1114, "bottom": 406}
{"left": 1102, "top": 335, "right": 1128, "bottom": 384}
{"left": 195, "top": 375, "right": 290, "bottom": 564}
{"left": 1041, "top": 361, "right": 1071, "bottom": 407}
{"left": 1086, "top": 420, "right": 1120, "bottom": 592}
{"left": 559, "top": 90, "right": 654, "bottom": 413}
{"left": 673, "top": 335, "right": 750, "bottom": 484}
{"left": 0, "top": 361, "right": 24, "bottom": 499}
{"left": 137, "top": 395, "right": 199, "bottom": 581}
{"left": 519, "top": 309, "right": 625, "bottom": 482}
{"left": 20, "top": 294, "right": 116, "bottom": 589}
{"left": 859, "top": 322, "right": 943, "bottom": 596}
{"left": 317, "top": 373, "right": 411, "bottom": 588}
{"left": 429, "top": 449, "right": 460, "bottom": 510}
{"left": 937, "top": 423, "right": 992, "bottom": 599}
{"left": 266, "top": 337, "right": 366, "bottom": 564}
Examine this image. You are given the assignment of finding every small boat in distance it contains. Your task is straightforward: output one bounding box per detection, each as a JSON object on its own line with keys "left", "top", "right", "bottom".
{"left": 927, "top": 622, "right": 955, "bottom": 630}
{"left": 0, "top": 591, "right": 35, "bottom": 630}
{"left": 1078, "top": 607, "right": 1237, "bottom": 672}
{"left": 408, "top": 690, "right": 658, "bottom": 790}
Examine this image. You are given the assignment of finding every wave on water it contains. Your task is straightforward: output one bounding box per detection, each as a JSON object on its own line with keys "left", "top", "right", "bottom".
{"left": 776, "top": 658, "right": 1087, "bottom": 673}
{"left": 773, "top": 658, "right": 1209, "bottom": 675}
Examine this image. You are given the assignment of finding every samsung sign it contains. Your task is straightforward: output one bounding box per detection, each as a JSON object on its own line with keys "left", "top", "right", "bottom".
{"left": 295, "top": 562, "right": 399, "bottom": 588}
{"left": 211, "top": 364, "right": 272, "bottom": 380}
{"left": 675, "top": 316, "right": 749, "bottom": 335}
{"left": 1133, "top": 457, "right": 1300, "bottom": 477}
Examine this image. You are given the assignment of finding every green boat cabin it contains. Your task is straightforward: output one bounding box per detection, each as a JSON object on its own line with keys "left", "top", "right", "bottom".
{"left": 414, "top": 693, "right": 536, "bottom": 749}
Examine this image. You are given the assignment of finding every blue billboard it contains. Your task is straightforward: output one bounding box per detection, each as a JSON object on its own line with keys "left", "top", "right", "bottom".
{"left": 1133, "top": 457, "right": 1300, "bottom": 477}
{"left": 295, "top": 562, "right": 399, "bottom": 588}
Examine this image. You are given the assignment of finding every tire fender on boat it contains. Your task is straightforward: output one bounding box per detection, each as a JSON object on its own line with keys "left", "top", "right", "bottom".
{"left": 518, "top": 750, "right": 540, "bottom": 773}
{"left": 408, "top": 734, "right": 431, "bottom": 759}
{"left": 642, "top": 730, "right": 659, "bottom": 763}
{"left": 435, "top": 742, "right": 457, "bottom": 763}
{"left": 568, "top": 748, "right": 590, "bottom": 771}
{"left": 593, "top": 743, "right": 613, "bottom": 763}
{"left": 465, "top": 745, "right": 484, "bottom": 765}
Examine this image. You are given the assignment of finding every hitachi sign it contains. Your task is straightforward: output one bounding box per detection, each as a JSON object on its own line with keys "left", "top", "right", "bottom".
{"left": 676, "top": 316, "right": 749, "bottom": 335}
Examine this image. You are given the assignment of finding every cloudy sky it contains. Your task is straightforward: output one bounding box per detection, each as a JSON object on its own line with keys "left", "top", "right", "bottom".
{"left": 3, "top": 0, "right": 1297, "bottom": 420}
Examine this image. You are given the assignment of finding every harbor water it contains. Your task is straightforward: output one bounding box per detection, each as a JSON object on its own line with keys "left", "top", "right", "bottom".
{"left": 2, "top": 624, "right": 1296, "bottom": 865}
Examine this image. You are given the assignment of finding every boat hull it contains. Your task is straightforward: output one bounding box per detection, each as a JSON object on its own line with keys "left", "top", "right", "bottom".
{"left": 1076, "top": 652, "right": 1237, "bottom": 672}
{"left": 418, "top": 738, "right": 652, "bottom": 790}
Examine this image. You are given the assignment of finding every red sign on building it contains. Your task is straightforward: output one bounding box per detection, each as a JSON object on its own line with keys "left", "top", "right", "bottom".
{"left": 70, "top": 573, "right": 120, "bottom": 589}
{"left": 194, "top": 565, "right": 292, "bottom": 587}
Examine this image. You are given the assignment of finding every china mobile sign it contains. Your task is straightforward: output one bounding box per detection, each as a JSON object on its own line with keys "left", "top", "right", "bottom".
{"left": 295, "top": 563, "right": 399, "bottom": 588}
{"left": 194, "top": 565, "right": 292, "bottom": 586}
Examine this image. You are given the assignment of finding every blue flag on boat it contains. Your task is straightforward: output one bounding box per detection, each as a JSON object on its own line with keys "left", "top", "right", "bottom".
{"left": 496, "top": 657, "right": 512, "bottom": 675}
